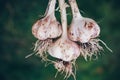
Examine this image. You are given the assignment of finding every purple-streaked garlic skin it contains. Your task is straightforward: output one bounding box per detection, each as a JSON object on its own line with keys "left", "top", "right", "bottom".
{"left": 32, "top": 0, "right": 62, "bottom": 40}
{"left": 68, "top": 18, "right": 100, "bottom": 43}
{"left": 68, "top": 0, "right": 100, "bottom": 43}
{"left": 48, "top": 38, "right": 80, "bottom": 61}
{"left": 36, "top": 16, "right": 62, "bottom": 40}
{"left": 32, "top": 20, "right": 40, "bottom": 38}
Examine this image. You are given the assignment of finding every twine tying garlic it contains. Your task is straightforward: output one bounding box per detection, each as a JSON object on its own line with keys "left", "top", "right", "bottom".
{"left": 29, "top": 0, "right": 112, "bottom": 80}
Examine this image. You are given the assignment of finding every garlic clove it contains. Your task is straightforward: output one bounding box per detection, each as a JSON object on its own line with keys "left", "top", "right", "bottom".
{"left": 48, "top": 38, "right": 80, "bottom": 61}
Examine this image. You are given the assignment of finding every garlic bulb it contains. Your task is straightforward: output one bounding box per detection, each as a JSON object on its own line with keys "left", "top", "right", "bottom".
{"left": 30, "top": 0, "right": 62, "bottom": 62}
{"left": 48, "top": 37, "right": 80, "bottom": 61}
{"left": 68, "top": 0, "right": 112, "bottom": 60}
{"left": 32, "top": 0, "right": 62, "bottom": 40}
{"left": 68, "top": 0, "right": 100, "bottom": 43}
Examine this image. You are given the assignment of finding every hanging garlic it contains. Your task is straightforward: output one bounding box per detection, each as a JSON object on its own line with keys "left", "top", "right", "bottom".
{"left": 32, "top": 0, "right": 62, "bottom": 40}
{"left": 47, "top": 0, "right": 80, "bottom": 79}
{"left": 68, "top": 0, "right": 100, "bottom": 43}
{"left": 29, "top": 0, "right": 112, "bottom": 79}
{"left": 30, "top": 0, "right": 62, "bottom": 61}
{"left": 68, "top": 0, "right": 112, "bottom": 60}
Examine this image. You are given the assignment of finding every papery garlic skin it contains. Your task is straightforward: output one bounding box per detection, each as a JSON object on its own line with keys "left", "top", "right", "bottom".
{"left": 68, "top": 0, "right": 100, "bottom": 43}
{"left": 36, "top": 16, "right": 62, "bottom": 40}
{"left": 32, "top": 20, "right": 40, "bottom": 38}
{"left": 68, "top": 18, "right": 100, "bottom": 43}
{"left": 32, "top": 0, "right": 62, "bottom": 40}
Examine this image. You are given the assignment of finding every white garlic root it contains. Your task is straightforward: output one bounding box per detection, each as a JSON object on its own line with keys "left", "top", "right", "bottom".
{"left": 68, "top": 0, "right": 100, "bottom": 43}
{"left": 32, "top": 0, "right": 62, "bottom": 40}
{"left": 80, "top": 39, "right": 103, "bottom": 61}
{"left": 54, "top": 60, "right": 76, "bottom": 80}
{"left": 80, "top": 39, "right": 112, "bottom": 61}
{"left": 34, "top": 39, "right": 52, "bottom": 61}
{"left": 47, "top": 0, "right": 80, "bottom": 79}
{"left": 25, "top": 39, "right": 52, "bottom": 61}
{"left": 48, "top": 37, "right": 81, "bottom": 61}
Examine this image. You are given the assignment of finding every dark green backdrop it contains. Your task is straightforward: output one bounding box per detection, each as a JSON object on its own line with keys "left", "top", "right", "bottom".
{"left": 0, "top": 0, "right": 120, "bottom": 80}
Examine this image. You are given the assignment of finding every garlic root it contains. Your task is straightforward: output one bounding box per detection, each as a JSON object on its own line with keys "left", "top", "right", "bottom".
{"left": 80, "top": 38, "right": 112, "bottom": 61}
{"left": 34, "top": 39, "right": 52, "bottom": 61}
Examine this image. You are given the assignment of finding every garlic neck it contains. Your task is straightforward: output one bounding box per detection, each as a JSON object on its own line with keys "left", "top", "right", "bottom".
{"left": 45, "top": 0, "right": 56, "bottom": 19}
{"left": 58, "top": 0, "right": 68, "bottom": 39}
{"left": 69, "top": 0, "right": 82, "bottom": 19}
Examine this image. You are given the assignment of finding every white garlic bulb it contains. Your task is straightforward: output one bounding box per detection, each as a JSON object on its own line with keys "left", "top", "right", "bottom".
{"left": 32, "top": 0, "right": 62, "bottom": 40}
{"left": 68, "top": 0, "right": 100, "bottom": 43}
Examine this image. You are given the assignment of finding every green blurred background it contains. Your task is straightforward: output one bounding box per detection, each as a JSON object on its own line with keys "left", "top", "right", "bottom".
{"left": 0, "top": 0, "right": 120, "bottom": 80}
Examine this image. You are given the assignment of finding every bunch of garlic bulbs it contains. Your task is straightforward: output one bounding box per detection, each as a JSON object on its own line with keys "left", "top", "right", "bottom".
{"left": 30, "top": 0, "right": 112, "bottom": 80}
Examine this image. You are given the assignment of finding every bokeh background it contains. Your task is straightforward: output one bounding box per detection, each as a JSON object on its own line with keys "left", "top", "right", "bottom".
{"left": 0, "top": 0, "right": 120, "bottom": 80}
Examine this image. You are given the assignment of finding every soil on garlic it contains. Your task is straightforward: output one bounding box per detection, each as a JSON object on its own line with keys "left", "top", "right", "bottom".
{"left": 77, "top": 38, "right": 112, "bottom": 61}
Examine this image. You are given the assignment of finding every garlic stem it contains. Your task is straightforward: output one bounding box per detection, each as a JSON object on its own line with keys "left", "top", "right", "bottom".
{"left": 45, "top": 0, "right": 56, "bottom": 18}
{"left": 69, "top": 0, "right": 82, "bottom": 19}
{"left": 58, "top": 0, "right": 67, "bottom": 38}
